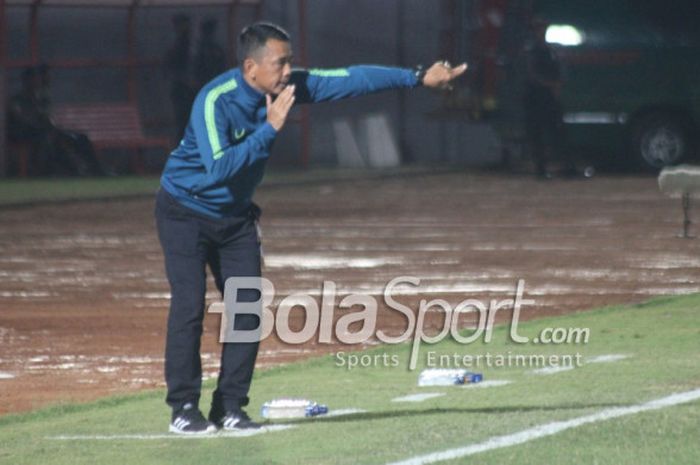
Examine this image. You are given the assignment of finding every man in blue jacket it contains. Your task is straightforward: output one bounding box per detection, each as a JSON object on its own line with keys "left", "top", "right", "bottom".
{"left": 156, "top": 22, "right": 466, "bottom": 435}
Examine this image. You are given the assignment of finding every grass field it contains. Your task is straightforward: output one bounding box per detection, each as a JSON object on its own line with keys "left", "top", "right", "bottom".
{"left": 1, "top": 294, "right": 698, "bottom": 465}
{"left": 0, "top": 176, "right": 160, "bottom": 205}
{"left": 0, "top": 167, "right": 446, "bottom": 206}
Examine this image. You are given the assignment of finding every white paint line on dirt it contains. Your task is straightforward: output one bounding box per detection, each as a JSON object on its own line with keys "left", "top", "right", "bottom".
{"left": 0, "top": 372, "right": 16, "bottom": 379}
{"left": 587, "top": 354, "right": 630, "bottom": 364}
{"left": 105, "top": 356, "right": 163, "bottom": 364}
{"left": 629, "top": 255, "right": 700, "bottom": 269}
{"left": 461, "top": 380, "right": 512, "bottom": 389}
{"left": 392, "top": 393, "right": 445, "bottom": 403}
{"left": 46, "top": 424, "right": 294, "bottom": 441}
{"left": 471, "top": 244, "right": 579, "bottom": 252}
{"left": 287, "top": 282, "right": 518, "bottom": 297}
{"left": 384, "top": 389, "right": 700, "bottom": 465}
{"left": 111, "top": 292, "right": 171, "bottom": 300}
{"left": 96, "top": 366, "right": 119, "bottom": 373}
{"left": 0, "top": 291, "right": 53, "bottom": 298}
{"left": 265, "top": 254, "right": 404, "bottom": 270}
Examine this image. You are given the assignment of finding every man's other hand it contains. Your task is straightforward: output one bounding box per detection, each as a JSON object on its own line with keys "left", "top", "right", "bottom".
{"left": 266, "top": 84, "right": 296, "bottom": 131}
{"left": 423, "top": 61, "right": 468, "bottom": 90}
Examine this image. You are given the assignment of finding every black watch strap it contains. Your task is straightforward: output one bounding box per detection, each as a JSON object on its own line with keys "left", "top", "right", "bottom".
{"left": 414, "top": 65, "right": 426, "bottom": 86}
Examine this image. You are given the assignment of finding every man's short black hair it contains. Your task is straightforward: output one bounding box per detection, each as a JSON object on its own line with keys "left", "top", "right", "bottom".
{"left": 238, "top": 22, "right": 290, "bottom": 63}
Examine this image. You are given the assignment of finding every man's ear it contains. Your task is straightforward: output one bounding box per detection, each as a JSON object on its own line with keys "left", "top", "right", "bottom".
{"left": 243, "top": 57, "right": 257, "bottom": 77}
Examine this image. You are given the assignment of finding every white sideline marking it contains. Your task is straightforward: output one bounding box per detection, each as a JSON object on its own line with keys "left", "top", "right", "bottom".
{"left": 461, "top": 380, "right": 512, "bottom": 389}
{"left": 530, "top": 353, "right": 630, "bottom": 376}
{"left": 529, "top": 366, "right": 575, "bottom": 375}
{"left": 392, "top": 393, "right": 445, "bottom": 403}
{"left": 46, "top": 424, "right": 294, "bottom": 441}
{"left": 0, "top": 372, "right": 15, "bottom": 379}
{"left": 588, "top": 354, "right": 629, "bottom": 364}
{"left": 326, "top": 408, "right": 367, "bottom": 417}
{"left": 384, "top": 388, "right": 700, "bottom": 465}
{"left": 46, "top": 409, "right": 363, "bottom": 441}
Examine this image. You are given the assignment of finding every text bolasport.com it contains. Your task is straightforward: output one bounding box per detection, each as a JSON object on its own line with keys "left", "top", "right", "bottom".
{"left": 213, "top": 276, "right": 590, "bottom": 370}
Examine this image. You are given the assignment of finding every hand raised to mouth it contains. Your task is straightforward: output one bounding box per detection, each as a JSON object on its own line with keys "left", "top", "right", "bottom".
{"left": 266, "top": 84, "right": 296, "bottom": 131}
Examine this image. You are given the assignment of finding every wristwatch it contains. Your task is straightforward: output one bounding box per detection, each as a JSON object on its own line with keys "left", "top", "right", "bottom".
{"left": 413, "top": 65, "right": 426, "bottom": 86}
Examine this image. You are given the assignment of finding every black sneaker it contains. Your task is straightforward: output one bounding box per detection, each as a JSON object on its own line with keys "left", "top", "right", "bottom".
{"left": 216, "top": 409, "right": 263, "bottom": 430}
{"left": 169, "top": 403, "right": 217, "bottom": 435}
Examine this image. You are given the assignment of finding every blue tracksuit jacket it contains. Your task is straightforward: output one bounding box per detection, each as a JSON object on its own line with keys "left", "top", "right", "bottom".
{"left": 160, "top": 66, "right": 419, "bottom": 218}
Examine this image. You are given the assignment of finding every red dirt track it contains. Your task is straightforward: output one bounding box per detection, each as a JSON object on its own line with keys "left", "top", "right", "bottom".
{"left": 1, "top": 172, "right": 699, "bottom": 415}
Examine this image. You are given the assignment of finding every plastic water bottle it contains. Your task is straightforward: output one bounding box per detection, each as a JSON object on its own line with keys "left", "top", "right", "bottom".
{"left": 260, "top": 398, "right": 329, "bottom": 419}
{"left": 418, "top": 369, "right": 483, "bottom": 386}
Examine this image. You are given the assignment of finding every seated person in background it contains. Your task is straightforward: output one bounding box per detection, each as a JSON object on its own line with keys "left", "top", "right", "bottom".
{"left": 7, "top": 67, "right": 53, "bottom": 175}
{"left": 36, "top": 64, "right": 108, "bottom": 176}
{"left": 7, "top": 65, "right": 106, "bottom": 176}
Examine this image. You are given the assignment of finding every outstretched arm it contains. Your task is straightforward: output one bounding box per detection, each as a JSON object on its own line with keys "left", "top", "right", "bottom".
{"left": 266, "top": 61, "right": 467, "bottom": 134}
{"left": 289, "top": 62, "right": 467, "bottom": 104}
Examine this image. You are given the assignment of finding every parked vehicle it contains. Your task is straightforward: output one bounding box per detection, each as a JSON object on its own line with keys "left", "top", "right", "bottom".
{"left": 492, "top": 0, "right": 700, "bottom": 170}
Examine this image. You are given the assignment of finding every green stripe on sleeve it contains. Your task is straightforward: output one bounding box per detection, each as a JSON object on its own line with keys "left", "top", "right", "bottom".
{"left": 309, "top": 68, "right": 350, "bottom": 77}
{"left": 204, "top": 78, "right": 238, "bottom": 160}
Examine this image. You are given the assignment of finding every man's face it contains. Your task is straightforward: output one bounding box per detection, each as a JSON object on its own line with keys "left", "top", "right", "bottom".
{"left": 247, "top": 39, "right": 293, "bottom": 95}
